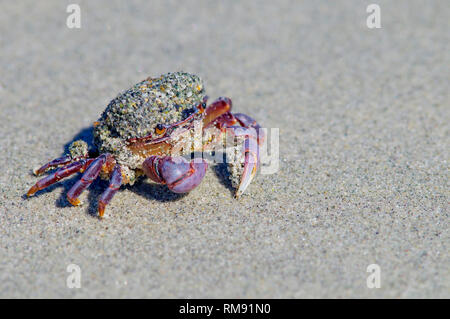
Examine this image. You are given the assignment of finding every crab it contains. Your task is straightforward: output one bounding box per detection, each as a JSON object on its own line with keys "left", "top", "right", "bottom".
{"left": 26, "top": 72, "right": 264, "bottom": 218}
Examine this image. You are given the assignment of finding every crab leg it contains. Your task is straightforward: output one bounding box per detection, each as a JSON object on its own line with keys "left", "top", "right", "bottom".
{"left": 234, "top": 113, "right": 265, "bottom": 146}
{"left": 143, "top": 156, "right": 208, "bottom": 193}
{"left": 33, "top": 155, "right": 74, "bottom": 176}
{"left": 27, "top": 158, "right": 95, "bottom": 197}
{"left": 66, "top": 155, "right": 108, "bottom": 206}
{"left": 203, "top": 97, "right": 234, "bottom": 128}
{"left": 97, "top": 164, "right": 122, "bottom": 218}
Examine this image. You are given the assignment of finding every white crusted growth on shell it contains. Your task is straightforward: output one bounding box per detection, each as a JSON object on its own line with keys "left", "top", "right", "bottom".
{"left": 226, "top": 142, "right": 245, "bottom": 189}
{"left": 92, "top": 71, "right": 206, "bottom": 179}
{"left": 69, "top": 140, "right": 89, "bottom": 159}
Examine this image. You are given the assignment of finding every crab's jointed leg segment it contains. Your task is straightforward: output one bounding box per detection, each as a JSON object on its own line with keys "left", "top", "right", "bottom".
{"left": 234, "top": 113, "right": 265, "bottom": 146}
{"left": 33, "top": 155, "right": 74, "bottom": 176}
{"left": 203, "top": 97, "right": 234, "bottom": 128}
{"left": 143, "top": 156, "right": 208, "bottom": 193}
{"left": 98, "top": 164, "right": 122, "bottom": 218}
{"left": 66, "top": 154, "right": 109, "bottom": 206}
{"left": 27, "top": 158, "right": 95, "bottom": 197}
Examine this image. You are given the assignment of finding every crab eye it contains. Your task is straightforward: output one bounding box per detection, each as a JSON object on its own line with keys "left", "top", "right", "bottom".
{"left": 155, "top": 124, "right": 166, "bottom": 135}
{"left": 198, "top": 102, "right": 206, "bottom": 113}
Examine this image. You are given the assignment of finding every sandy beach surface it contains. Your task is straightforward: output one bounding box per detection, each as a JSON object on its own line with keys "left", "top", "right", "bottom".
{"left": 0, "top": 0, "right": 448, "bottom": 298}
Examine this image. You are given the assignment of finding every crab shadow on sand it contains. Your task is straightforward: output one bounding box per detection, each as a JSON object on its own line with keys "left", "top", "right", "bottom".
{"left": 211, "top": 160, "right": 235, "bottom": 196}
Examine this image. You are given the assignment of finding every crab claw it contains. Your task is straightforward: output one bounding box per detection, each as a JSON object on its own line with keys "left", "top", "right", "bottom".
{"left": 143, "top": 156, "right": 208, "bottom": 193}
{"left": 236, "top": 138, "right": 259, "bottom": 197}
{"left": 226, "top": 126, "right": 260, "bottom": 198}
{"left": 236, "top": 131, "right": 260, "bottom": 198}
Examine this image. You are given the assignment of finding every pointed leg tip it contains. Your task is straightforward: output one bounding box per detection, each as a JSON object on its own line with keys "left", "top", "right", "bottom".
{"left": 26, "top": 185, "right": 38, "bottom": 197}
{"left": 32, "top": 165, "right": 45, "bottom": 176}
{"left": 67, "top": 196, "right": 81, "bottom": 206}
{"left": 98, "top": 204, "right": 105, "bottom": 218}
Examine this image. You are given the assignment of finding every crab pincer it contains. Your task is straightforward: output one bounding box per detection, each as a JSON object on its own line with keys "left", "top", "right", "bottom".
{"left": 142, "top": 156, "right": 208, "bottom": 193}
{"left": 202, "top": 99, "right": 264, "bottom": 197}
{"left": 228, "top": 125, "right": 261, "bottom": 198}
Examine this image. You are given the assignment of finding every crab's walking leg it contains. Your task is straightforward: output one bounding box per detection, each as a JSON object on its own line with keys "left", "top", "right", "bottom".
{"left": 97, "top": 164, "right": 122, "bottom": 218}
{"left": 33, "top": 155, "right": 74, "bottom": 176}
{"left": 66, "top": 155, "right": 108, "bottom": 206}
{"left": 143, "top": 156, "right": 208, "bottom": 193}
{"left": 203, "top": 97, "right": 235, "bottom": 128}
{"left": 234, "top": 113, "right": 265, "bottom": 146}
{"left": 27, "top": 158, "right": 95, "bottom": 197}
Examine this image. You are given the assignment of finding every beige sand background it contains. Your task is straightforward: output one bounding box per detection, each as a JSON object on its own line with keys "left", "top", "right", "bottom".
{"left": 0, "top": 0, "right": 448, "bottom": 298}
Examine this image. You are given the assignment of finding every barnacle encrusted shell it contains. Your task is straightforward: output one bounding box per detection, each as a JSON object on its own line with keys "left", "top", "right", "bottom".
{"left": 69, "top": 140, "right": 89, "bottom": 158}
{"left": 95, "top": 72, "right": 205, "bottom": 141}
{"left": 91, "top": 72, "right": 206, "bottom": 183}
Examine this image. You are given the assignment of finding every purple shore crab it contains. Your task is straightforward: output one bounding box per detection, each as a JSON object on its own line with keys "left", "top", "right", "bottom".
{"left": 27, "top": 72, "right": 264, "bottom": 218}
